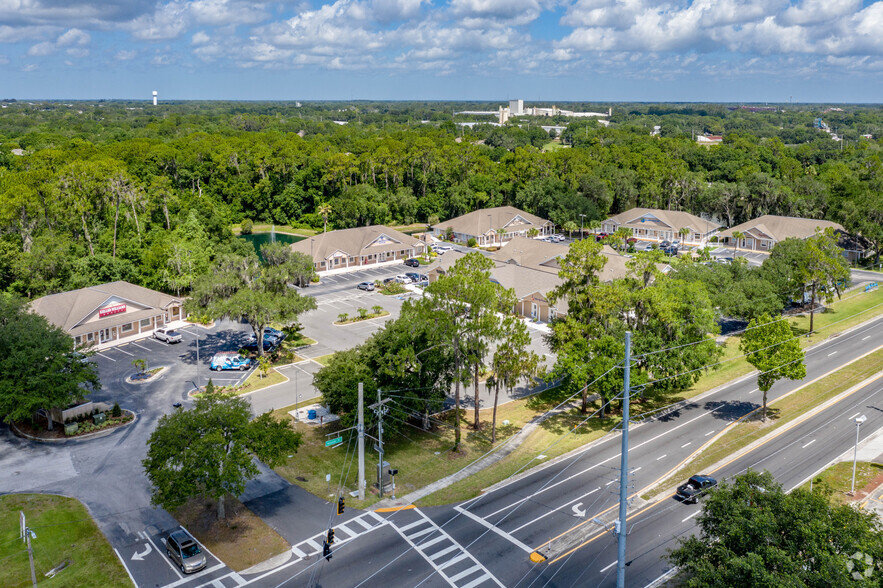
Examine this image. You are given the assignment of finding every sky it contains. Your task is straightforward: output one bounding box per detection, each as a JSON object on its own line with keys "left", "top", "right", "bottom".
{"left": 1, "top": 0, "right": 883, "bottom": 102}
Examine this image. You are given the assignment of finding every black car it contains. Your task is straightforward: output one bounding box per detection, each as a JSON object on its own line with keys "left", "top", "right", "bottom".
{"left": 660, "top": 240, "right": 672, "bottom": 248}
{"left": 404, "top": 258, "right": 420, "bottom": 268}
{"left": 676, "top": 475, "right": 717, "bottom": 503}
{"left": 242, "top": 338, "right": 277, "bottom": 353}
{"left": 404, "top": 272, "right": 421, "bottom": 282}
{"left": 663, "top": 246, "right": 679, "bottom": 257}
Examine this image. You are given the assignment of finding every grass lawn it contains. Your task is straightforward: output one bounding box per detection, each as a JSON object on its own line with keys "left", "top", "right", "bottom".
{"left": 312, "top": 353, "right": 336, "bottom": 366}
{"left": 799, "top": 462, "right": 883, "bottom": 504}
{"left": 236, "top": 368, "right": 287, "bottom": 394}
{"left": 644, "top": 347, "right": 883, "bottom": 500}
{"left": 0, "top": 494, "right": 130, "bottom": 588}
{"left": 233, "top": 224, "right": 316, "bottom": 237}
{"left": 271, "top": 393, "right": 558, "bottom": 509}
{"left": 173, "top": 496, "right": 289, "bottom": 572}
{"left": 541, "top": 141, "right": 566, "bottom": 152}
{"left": 334, "top": 311, "right": 390, "bottom": 325}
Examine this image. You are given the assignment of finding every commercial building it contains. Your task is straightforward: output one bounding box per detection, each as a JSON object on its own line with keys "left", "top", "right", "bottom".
{"left": 432, "top": 206, "right": 554, "bottom": 247}
{"left": 30, "top": 281, "right": 185, "bottom": 348}
{"left": 290, "top": 225, "right": 427, "bottom": 273}
{"left": 717, "top": 215, "right": 844, "bottom": 252}
{"left": 601, "top": 208, "right": 721, "bottom": 245}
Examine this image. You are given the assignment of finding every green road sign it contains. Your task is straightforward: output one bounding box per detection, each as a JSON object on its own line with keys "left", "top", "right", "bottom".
{"left": 325, "top": 437, "right": 343, "bottom": 447}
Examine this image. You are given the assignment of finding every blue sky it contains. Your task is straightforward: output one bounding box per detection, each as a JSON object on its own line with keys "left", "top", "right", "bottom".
{"left": 2, "top": 0, "right": 883, "bottom": 102}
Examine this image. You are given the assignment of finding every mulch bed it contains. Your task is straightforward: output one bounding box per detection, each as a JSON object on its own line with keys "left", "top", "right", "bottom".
{"left": 13, "top": 413, "right": 133, "bottom": 440}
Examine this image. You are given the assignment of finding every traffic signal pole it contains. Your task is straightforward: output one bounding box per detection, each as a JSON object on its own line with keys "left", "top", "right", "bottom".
{"left": 616, "top": 331, "right": 631, "bottom": 588}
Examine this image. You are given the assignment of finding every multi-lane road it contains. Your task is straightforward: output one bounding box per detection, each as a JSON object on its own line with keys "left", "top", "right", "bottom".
{"left": 218, "top": 314, "right": 883, "bottom": 587}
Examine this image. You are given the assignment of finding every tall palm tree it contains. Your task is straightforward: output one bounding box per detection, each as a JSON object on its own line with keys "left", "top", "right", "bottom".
{"left": 496, "top": 227, "right": 506, "bottom": 246}
{"left": 678, "top": 226, "right": 690, "bottom": 246}
{"left": 317, "top": 203, "right": 332, "bottom": 233}
{"left": 731, "top": 230, "right": 744, "bottom": 256}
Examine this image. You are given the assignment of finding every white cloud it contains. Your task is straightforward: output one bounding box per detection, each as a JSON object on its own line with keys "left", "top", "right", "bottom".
{"left": 66, "top": 47, "right": 89, "bottom": 57}
{"left": 130, "top": 2, "right": 189, "bottom": 41}
{"left": 371, "top": 0, "right": 425, "bottom": 22}
{"left": 192, "top": 31, "right": 210, "bottom": 44}
{"left": 57, "top": 28, "right": 90, "bottom": 46}
{"left": 27, "top": 41, "right": 56, "bottom": 56}
{"left": 115, "top": 49, "right": 137, "bottom": 60}
{"left": 190, "top": 0, "right": 269, "bottom": 26}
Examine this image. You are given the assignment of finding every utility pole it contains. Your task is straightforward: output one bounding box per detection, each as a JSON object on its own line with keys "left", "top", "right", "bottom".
{"left": 369, "top": 390, "right": 392, "bottom": 497}
{"left": 21, "top": 513, "right": 36, "bottom": 588}
{"left": 616, "top": 331, "right": 631, "bottom": 588}
{"left": 358, "top": 383, "right": 365, "bottom": 500}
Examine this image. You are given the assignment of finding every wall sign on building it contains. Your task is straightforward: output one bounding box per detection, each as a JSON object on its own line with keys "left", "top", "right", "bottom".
{"left": 99, "top": 303, "right": 127, "bottom": 317}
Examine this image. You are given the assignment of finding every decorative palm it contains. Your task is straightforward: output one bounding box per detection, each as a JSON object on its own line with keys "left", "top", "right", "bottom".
{"left": 732, "top": 230, "right": 744, "bottom": 255}
{"left": 678, "top": 226, "right": 690, "bottom": 245}
{"left": 318, "top": 203, "right": 332, "bottom": 233}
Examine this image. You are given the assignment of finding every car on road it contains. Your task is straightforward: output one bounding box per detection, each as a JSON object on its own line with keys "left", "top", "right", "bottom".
{"left": 357, "top": 281, "right": 375, "bottom": 291}
{"left": 165, "top": 529, "right": 206, "bottom": 574}
{"left": 404, "top": 258, "right": 421, "bottom": 268}
{"left": 210, "top": 351, "right": 253, "bottom": 371}
{"left": 153, "top": 327, "right": 182, "bottom": 344}
{"left": 676, "top": 475, "right": 717, "bottom": 503}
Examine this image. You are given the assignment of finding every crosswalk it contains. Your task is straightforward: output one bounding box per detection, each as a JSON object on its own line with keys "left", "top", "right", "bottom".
{"left": 289, "top": 511, "right": 386, "bottom": 559}
{"left": 392, "top": 509, "right": 504, "bottom": 588}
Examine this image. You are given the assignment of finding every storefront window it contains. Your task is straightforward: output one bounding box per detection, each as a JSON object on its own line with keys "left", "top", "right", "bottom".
{"left": 121, "top": 323, "right": 133, "bottom": 333}
{"left": 87, "top": 333, "right": 94, "bottom": 341}
{"left": 140, "top": 318, "right": 151, "bottom": 328}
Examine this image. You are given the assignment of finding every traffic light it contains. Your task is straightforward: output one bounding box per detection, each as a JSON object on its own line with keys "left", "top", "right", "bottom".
{"left": 327, "top": 528, "right": 335, "bottom": 544}
{"left": 323, "top": 540, "right": 332, "bottom": 561}
{"left": 337, "top": 496, "right": 345, "bottom": 515}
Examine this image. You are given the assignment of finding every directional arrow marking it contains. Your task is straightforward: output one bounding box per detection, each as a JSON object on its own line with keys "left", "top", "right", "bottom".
{"left": 572, "top": 503, "right": 586, "bottom": 518}
{"left": 131, "top": 543, "right": 152, "bottom": 561}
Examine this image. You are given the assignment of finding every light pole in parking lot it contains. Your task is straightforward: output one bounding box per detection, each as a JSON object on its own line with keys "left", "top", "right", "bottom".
{"left": 850, "top": 414, "right": 867, "bottom": 494}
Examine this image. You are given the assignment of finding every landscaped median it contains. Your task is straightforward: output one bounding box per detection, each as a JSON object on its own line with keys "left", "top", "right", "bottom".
{"left": 643, "top": 345, "right": 883, "bottom": 501}
{"left": 0, "top": 494, "right": 130, "bottom": 588}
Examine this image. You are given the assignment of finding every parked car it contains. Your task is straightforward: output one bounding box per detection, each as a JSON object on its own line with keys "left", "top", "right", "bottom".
{"left": 404, "top": 272, "right": 421, "bottom": 282}
{"left": 643, "top": 243, "right": 656, "bottom": 252}
{"left": 357, "top": 281, "right": 375, "bottom": 291}
{"left": 671, "top": 240, "right": 681, "bottom": 247}
{"left": 626, "top": 237, "right": 638, "bottom": 244}
{"left": 153, "top": 327, "right": 182, "bottom": 344}
{"left": 394, "top": 274, "right": 411, "bottom": 283}
{"left": 594, "top": 232, "right": 608, "bottom": 241}
{"left": 382, "top": 276, "right": 398, "bottom": 284}
{"left": 676, "top": 475, "right": 717, "bottom": 504}
{"left": 263, "top": 327, "right": 286, "bottom": 343}
{"left": 404, "top": 258, "right": 420, "bottom": 268}
{"left": 165, "top": 529, "right": 206, "bottom": 574}
{"left": 663, "top": 246, "right": 679, "bottom": 257}
{"left": 241, "top": 336, "right": 277, "bottom": 353}
{"left": 211, "top": 351, "right": 253, "bottom": 371}
{"left": 660, "top": 240, "right": 671, "bottom": 248}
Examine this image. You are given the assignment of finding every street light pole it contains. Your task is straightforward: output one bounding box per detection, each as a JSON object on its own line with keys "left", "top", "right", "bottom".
{"left": 580, "top": 214, "right": 586, "bottom": 241}
{"left": 851, "top": 415, "right": 867, "bottom": 494}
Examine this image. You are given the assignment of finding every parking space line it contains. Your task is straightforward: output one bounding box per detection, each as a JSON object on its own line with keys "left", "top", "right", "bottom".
{"left": 113, "top": 548, "right": 139, "bottom": 587}
{"left": 114, "top": 346, "right": 135, "bottom": 356}
{"left": 97, "top": 353, "right": 117, "bottom": 362}
{"left": 148, "top": 535, "right": 183, "bottom": 579}
{"left": 130, "top": 342, "right": 151, "bottom": 351}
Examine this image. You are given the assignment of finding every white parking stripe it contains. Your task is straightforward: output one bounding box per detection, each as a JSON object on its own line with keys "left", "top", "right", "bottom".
{"left": 97, "top": 353, "right": 117, "bottom": 362}
{"left": 130, "top": 342, "right": 151, "bottom": 351}
{"left": 113, "top": 346, "right": 134, "bottom": 356}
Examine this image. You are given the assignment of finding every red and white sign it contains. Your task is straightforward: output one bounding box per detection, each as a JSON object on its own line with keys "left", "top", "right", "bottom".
{"left": 98, "top": 303, "right": 126, "bottom": 318}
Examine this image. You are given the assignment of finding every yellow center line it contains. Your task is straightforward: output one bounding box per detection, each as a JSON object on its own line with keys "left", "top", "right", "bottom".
{"left": 531, "top": 344, "right": 883, "bottom": 559}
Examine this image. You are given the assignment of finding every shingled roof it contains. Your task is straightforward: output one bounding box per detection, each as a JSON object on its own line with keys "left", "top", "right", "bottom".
{"left": 290, "top": 225, "right": 425, "bottom": 261}
{"left": 718, "top": 215, "right": 843, "bottom": 242}
{"left": 432, "top": 206, "right": 551, "bottom": 238}
{"left": 605, "top": 208, "right": 721, "bottom": 233}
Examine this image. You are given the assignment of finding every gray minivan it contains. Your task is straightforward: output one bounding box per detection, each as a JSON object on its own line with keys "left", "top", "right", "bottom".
{"left": 165, "top": 529, "right": 206, "bottom": 574}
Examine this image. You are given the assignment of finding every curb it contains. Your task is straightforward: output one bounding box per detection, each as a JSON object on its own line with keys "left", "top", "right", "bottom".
{"left": 10, "top": 409, "right": 138, "bottom": 444}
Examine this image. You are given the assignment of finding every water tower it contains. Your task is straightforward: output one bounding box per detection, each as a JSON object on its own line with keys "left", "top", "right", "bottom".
{"left": 152, "top": 91, "right": 158, "bottom": 106}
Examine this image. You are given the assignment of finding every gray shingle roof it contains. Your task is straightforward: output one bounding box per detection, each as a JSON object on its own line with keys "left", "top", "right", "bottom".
{"left": 30, "top": 281, "right": 181, "bottom": 334}
{"left": 717, "top": 215, "right": 843, "bottom": 242}
{"left": 432, "top": 206, "right": 552, "bottom": 238}
{"left": 290, "top": 225, "right": 425, "bottom": 261}
{"left": 605, "top": 208, "right": 721, "bottom": 233}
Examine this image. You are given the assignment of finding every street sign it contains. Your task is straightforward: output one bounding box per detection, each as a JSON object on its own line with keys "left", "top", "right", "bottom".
{"left": 325, "top": 437, "right": 343, "bottom": 447}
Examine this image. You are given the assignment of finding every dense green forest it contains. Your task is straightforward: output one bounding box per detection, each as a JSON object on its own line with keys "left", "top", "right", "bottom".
{"left": 0, "top": 100, "right": 881, "bottom": 299}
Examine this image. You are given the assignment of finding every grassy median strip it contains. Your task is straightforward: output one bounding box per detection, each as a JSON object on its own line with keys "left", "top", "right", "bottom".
{"left": 173, "top": 497, "right": 289, "bottom": 572}
{"left": 799, "top": 462, "right": 883, "bottom": 504}
{"left": 643, "top": 346, "right": 883, "bottom": 500}
{"left": 0, "top": 494, "right": 129, "bottom": 588}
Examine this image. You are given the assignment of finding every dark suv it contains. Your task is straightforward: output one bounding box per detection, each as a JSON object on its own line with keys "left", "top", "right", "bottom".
{"left": 404, "top": 258, "right": 420, "bottom": 268}
{"left": 677, "top": 475, "right": 717, "bottom": 504}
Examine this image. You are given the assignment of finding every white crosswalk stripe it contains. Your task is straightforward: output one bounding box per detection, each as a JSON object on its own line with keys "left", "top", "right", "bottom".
{"left": 288, "top": 511, "right": 386, "bottom": 560}
{"left": 390, "top": 508, "right": 503, "bottom": 588}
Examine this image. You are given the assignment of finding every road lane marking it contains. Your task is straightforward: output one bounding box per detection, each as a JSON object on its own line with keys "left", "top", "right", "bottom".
{"left": 508, "top": 488, "right": 601, "bottom": 534}
{"left": 802, "top": 440, "right": 816, "bottom": 449}
{"left": 863, "top": 336, "right": 871, "bottom": 341}
{"left": 113, "top": 548, "right": 138, "bottom": 587}
{"left": 850, "top": 412, "right": 860, "bottom": 420}
{"left": 656, "top": 454, "right": 667, "bottom": 460}
{"left": 681, "top": 442, "right": 691, "bottom": 448}
{"left": 829, "top": 352, "right": 838, "bottom": 357}
{"left": 705, "top": 430, "right": 715, "bottom": 436}
{"left": 149, "top": 535, "right": 183, "bottom": 579}
{"left": 600, "top": 560, "right": 617, "bottom": 573}
{"left": 455, "top": 506, "right": 534, "bottom": 553}
{"left": 681, "top": 511, "right": 700, "bottom": 523}
{"left": 605, "top": 480, "right": 615, "bottom": 486}
{"left": 748, "top": 388, "right": 757, "bottom": 395}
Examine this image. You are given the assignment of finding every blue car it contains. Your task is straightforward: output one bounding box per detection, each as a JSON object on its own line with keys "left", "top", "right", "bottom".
{"left": 210, "top": 352, "right": 252, "bottom": 371}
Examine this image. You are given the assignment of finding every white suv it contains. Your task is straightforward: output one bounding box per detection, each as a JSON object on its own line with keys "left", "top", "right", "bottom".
{"left": 154, "top": 328, "right": 182, "bottom": 343}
